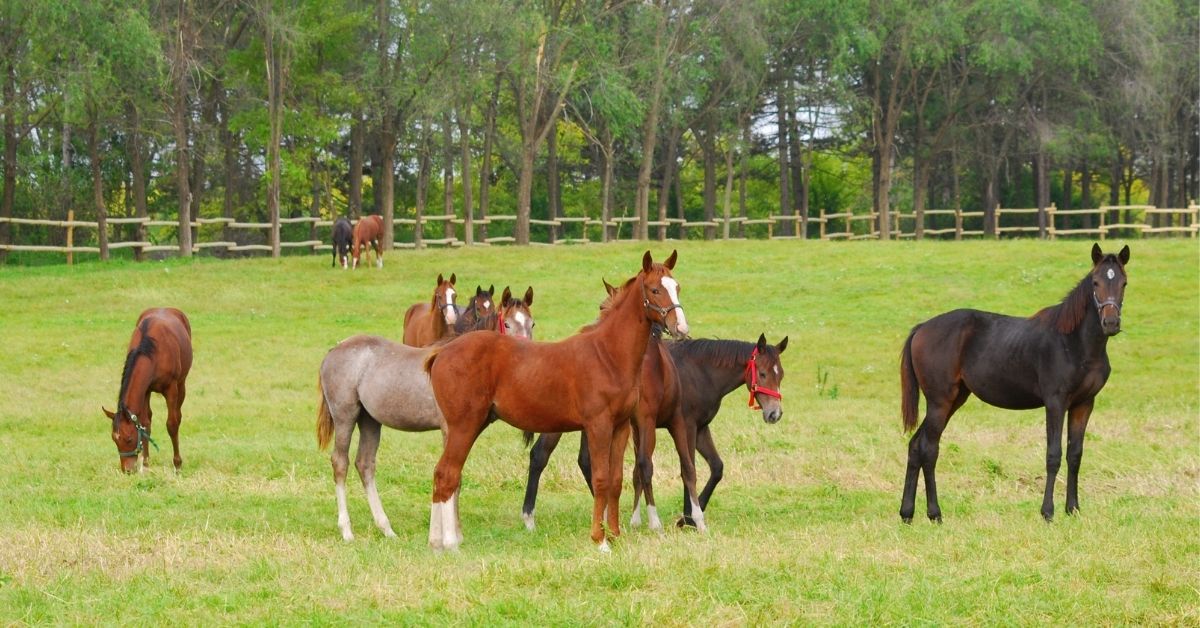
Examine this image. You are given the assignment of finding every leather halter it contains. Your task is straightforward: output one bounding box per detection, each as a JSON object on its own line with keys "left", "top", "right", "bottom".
{"left": 641, "top": 280, "right": 682, "bottom": 328}
{"left": 1093, "top": 292, "right": 1121, "bottom": 318}
{"left": 745, "top": 347, "right": 782, "bottom": 410}
{"left": 117, "top": 412, "right": 159, "bottom": 458}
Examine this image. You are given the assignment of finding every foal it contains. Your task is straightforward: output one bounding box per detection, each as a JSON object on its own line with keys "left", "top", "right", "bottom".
{"left": 424, "top": 251, "right": 689, "bottom": 552}
{"left": 402, "top": 273, "right": 458, "bottom": 347}
{"left": 351, "top": 215, "right": 384, "bottom": 269}
{"left": 899, "top": 243, "right": 1130, "bottom": 523}
{"left": 331, "top": 217, "right": 352, "bottom": 269}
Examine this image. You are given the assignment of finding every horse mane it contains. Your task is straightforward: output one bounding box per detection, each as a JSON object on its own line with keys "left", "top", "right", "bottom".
{"left": 1031, "top": 274, "right": 1094, "bottom": 334}
{"left": 116, "top": 318, "right": 157, "bottom": 418}
{"left": 669, "top": 338, "right": 757, "bottom": 369}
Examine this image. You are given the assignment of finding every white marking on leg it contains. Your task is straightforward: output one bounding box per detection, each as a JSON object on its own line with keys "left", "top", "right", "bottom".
{"left": 661, "top": 277, "right": 689, "bottom": 336}
{"left": 376, "top": 257, "right": 383, "bottom": 268}
{"left": 647, "top": 505, "right": 663, "bottom": 531}
{"left": 440, "top": 496, "right": 459, "bottom": 550}
{"left": 429, "top": 502, "right": 444, "bottom": 549}
{"left": 522, "top": 510, "right": 536, "bottom": 531}
{"left": 598, "top": 539, "right": 611, "bottom": 553}
{"left": 690, "top": 497, "right": 707, "bottom": 533}
{"left": 629, "top": 503, "right": 642, "bottom": 528}
{"left": 336, "top": 483, "right": 354, "bottom": 541}
{"left": 364, "top": 478, "right": 396, "bottom": 537}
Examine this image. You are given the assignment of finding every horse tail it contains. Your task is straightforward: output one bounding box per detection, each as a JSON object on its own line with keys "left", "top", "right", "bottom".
{"left": 422, "top": 347, "right": 441, "bottom": 375}
{"left": 900, "top": 325, "right": 921, "bottom": 433}
{"left": 316, "top": 378, "right": 334, "bottom": 451}
{"left": 523, "top": 431, "right": 535, "bottom": 448}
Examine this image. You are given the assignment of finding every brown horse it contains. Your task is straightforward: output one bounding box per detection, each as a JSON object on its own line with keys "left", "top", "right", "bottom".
{"left": 496, "top": 286, "right": 535, "bottom": 338}
{"left": 899, "top": 243, "right": 1130, "bottom": 523}
{"left": 351, "top": 215, "right": 384, "bottom": 269}
{"left": 424, "top": 250, "right": 689, "bottom": 552}
{"left": 102, "top": 308, "right": 193, "bottom": 473}
{"left": 403, "top": 273, "right": 459, "bottom": 346}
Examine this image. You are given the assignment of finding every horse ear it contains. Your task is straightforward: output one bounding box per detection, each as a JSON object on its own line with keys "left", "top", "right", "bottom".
{"left": 777, "top": 336, "right": 789, "bottom": 354}
{"left": 1091, "top": 242, "right": 1103, "bottom": 265}
{"left": 664, "top": 249, "right": 678, "bottom": 270}
{"left": 642, "top": 250, "right": 653, "bottom": 272}
{"left": 524, "top": 286, "right": 534, "bottom": 306}
{"left": 488, "top": 285, "right": 495, "bottom": 296}
{"left": 450, "top": 273, "right": 457, "bottom": 285}
{"left": 437, "top": 273, "right": 444, "bottom": 285}
{"left": 1118, "top": 245, "right": 1130, "bottom": 266}
{"left": 602, "top": 278, "right": 617, "bottom": 296}
{"left": 102, "top": 406, "right": 116, "bottom": 420}
{"left": 756, "top": 333, "right": 768, "bottom": 351}
{"left": 501, "top": 286, "right": 512, "bottom": 306}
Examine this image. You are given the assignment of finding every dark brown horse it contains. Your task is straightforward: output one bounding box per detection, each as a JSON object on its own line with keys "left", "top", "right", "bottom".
{"left": 351, "top": 215, "right": 384, "bottom": 269}
{"left": 102, "top": 308, "right": 193, "bottom": 473}
{"left": 522, "top": 331, "right": 788, "bottom": 532}
{"left": 424, "top": 251, "right": 689, "bottom": 551}
{"left": 403, "top": 273, "right": 458, "bottom": 347}
{"left": 452, "top": 285, "right": 496, "bottom": 335}
{"left": 332, "top": 217, "right": 352, "bottom": 269}
{"left": 451, "top": 285, "right": 536, "bottom": 339}
{"left": 899, "top": 243, "right": 1130, "bottom": 523}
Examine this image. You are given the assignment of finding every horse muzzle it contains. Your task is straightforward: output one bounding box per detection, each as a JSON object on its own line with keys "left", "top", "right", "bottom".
{"left": 1101, "top": 317, "right": 1121, "bottom": 336}
{"left": 762, "top": 406, "right": 783, "bottom": 424}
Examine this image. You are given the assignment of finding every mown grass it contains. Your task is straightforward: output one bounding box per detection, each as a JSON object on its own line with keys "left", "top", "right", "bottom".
{"left": 0, "top": 239, "right": 1196, "bottom": 625}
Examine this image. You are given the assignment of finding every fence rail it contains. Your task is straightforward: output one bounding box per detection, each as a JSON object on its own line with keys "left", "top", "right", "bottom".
{"left": 1, "top": 203, "right": 1195, "bottom": 263}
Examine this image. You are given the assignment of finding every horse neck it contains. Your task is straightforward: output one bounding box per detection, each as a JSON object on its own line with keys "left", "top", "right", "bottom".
{"left": 428, "top": 295, "right": 448, "bottom": 337}
{"left": 1070, "top": 305, "right": 1110, "bottom": 360}
{"left": 120, "top": 353, "right": 154, "bottom": 417}
{"left": 590, "top": 275, "right": 653, "bottom": 375}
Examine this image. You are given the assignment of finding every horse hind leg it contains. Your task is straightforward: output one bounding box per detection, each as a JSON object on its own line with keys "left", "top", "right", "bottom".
{"left": 354, "top": 415, "right": 396, "bottom": 538}
{"left": 166, "top": 382, "right": 186, "bottom": 471}
{"left": 327, "top": 403, "right": 359, "bottom": 541}
{"left": 522, "top": 432, "right": 563, "bottom": 531}
{"left": 631, "top": 418, "right": 662, "bottom": 531}
{"left": 916, "top": 386, "right": 969, "bottom": 524}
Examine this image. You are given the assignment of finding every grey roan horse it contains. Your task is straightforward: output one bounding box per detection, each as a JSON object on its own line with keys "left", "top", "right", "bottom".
{"left": 315, "top": 300, "right": 536, "bottom": 540}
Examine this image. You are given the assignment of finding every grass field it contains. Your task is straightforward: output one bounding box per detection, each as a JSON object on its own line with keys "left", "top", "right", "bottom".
{"left": 0, "top": 239, "right": 1196, "bottom": 624}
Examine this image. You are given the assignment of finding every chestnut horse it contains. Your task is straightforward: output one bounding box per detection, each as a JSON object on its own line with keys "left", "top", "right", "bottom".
{"left": 424, "top": 250, "right": 689, "bottom": 552}
{"left": 453, "top": 285, "right": 536, "bottom": 339}
{"left": 403, "top": 273, "right": 458, "bottom": 346}
{"left": 351, "top": 215, "right": 384, "bottom": 269}
{"left": 496, "top": 286, "right": 535, "bottom": 338}
{"left": 316, "top": 293, "right": 536, "bottom": 540}
{"left": 102, "top": 308, "right": 193, "bottom": 473}
{"left": 522, "top": 331, "right": 788, "bottom": 531}
{"left": 331, "top": 217, "right": 352, "bottom": 269}
{"left": 899, "top": 243, "right": 1130, "bottom": 524}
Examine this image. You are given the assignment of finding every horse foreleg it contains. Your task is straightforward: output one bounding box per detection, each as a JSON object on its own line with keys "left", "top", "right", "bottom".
{"left": 1041, "top": 401, "right": 1067, "bottom": 521}
{"left": 583, "top": 423, "right": 614, "bottom": 551}
{"left": 166, "top": 383, "right": 185, "bottom": 472}
{"left": 431, "top": 424, "right": 484, "bottom": 551}
{"left": 1065, "top": 401, "right": 1094, "bottom": 516}
{"left": 522, "top": 432, "right": 563, "bottom": 531}
{"left": 695, "top": 425, "right": 723, "bottom": 512}
{"left": 576, "top": 432, "right": 594, "bottom": 494}
{"left": 374, "top": 242, "right": 383, "bottom": 268}
{"left": 354, "top": 416, "right": 396, "bottom": 538}
{"left": 605, "top": 419, "right": 632, "bottom": 539}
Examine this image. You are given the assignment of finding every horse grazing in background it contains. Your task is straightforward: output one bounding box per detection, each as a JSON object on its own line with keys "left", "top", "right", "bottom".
{"left": 899, "top": 243, "right": 1130, "bottom": 524}
{"left": 316, "top": 303, "right": 538, "bottom": 540}
{"left": 102, "top": 308, "right": 193, "bottom": 473}
{"left": 331, "top": 217, "right": 352, "bottom": 269}
{"left": 403, "top": 273, "right": 458, "bottom": 346}
{"left": 424, "top": 250, "right": 688, "bottom": 552}
{"left": 351, "top": 215, "right": 384, "bottom": 269}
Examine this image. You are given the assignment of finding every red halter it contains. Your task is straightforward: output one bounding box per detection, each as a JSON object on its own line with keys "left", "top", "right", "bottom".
{"left": 497, "top": 306, "right": 507, "bottom": 336}
{"left": 745, "top": 347, "right": 782, "bottom": 409}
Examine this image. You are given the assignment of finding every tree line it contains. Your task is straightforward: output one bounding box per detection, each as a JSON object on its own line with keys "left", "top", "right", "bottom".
{"left": 0, "top": 0, "right": 1196, "bottom": 260}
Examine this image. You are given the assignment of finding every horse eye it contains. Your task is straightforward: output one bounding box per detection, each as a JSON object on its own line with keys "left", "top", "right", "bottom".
{"left": 652, "top": 288, "right": 660, "bottom": 294}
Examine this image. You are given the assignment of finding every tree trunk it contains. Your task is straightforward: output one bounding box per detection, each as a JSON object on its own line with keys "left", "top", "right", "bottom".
{"left": 1080, "top": 161, "right": 1092, "bottom": 229}
{"left": 309, "top": 156, "right": 322, "bottom": 241}
{"left": 0, "top": 57, "right": 16, "bottom": 262}
{"left": 700, "top": 124, "right": 717, "bottom": 241}
{"left": 217, "top": 80, "right": 236, "bottom": 246}
{"left": 546, "top": 114, "right": 561, "bottom": 243}
{"left": 414, "top": 132, "right": 431, "bottom": 247}
{"left": 173, "top": 0, "right": 192, "bottom": 257}
{"left": 479, "top": 68, "right": 501, "bottom": 242}
{"left": 128, "top": 102, "right": 148, "bottom": 261}
{"left": 442, "top": 113, "right": 455, "bottom": 240}
{"left": 516, "top": 145, "right": 534, "bottom": 244}
{"left": 600, "top": 128, "right": 614, "bottom": 243}
{"left": 1035, "top": 149, "right": 1048, "bottom": 238}
{"left": 349, "top": 111, "right": 364, "bottom": 220}
{"left": 265, "top": 18, "right": 283, "bottom": 258}
{"left": 634, "top": 7, "right": 669, "bottom": 242}
{"left": 776, "top": 82, "right": 790, "bottom": 235}
{"left": 721, "top": 140, "right": 734, "bottom": 240}
{"left": 378, "top": 127, "right": 396, "bottom": 249}
{"left": 913, "top": 154, "right": 930, "bottom": 240}
{"left": 656, "top": 124, "right": 680, "bottom": 242}
{"left": 738, "top": 119, "right": 749, "bottom": 238}
{"left": 88, "top": 116, "right": 109, "bottom": 260}
{"left": 456, "top": 106, "right": 474, "bottom": 245}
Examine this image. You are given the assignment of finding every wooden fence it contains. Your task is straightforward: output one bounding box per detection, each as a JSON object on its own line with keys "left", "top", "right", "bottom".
{"left": 1, "top": 203, "right": 1195, "bottom": 263}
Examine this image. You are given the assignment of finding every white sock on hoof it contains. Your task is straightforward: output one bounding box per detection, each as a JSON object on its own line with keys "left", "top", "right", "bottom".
{"left": 440, "top": 497, "right": 459, "bottom": 550}
{"left": 522, "top": 511, "right": 536, "bottom": 531}
{"left": 630, "top": 504, "right": 642, "bottom": 528}
{"left": 429, "top": 502, "right": 444, "bottom": 549}
{"left": 598, "top": 539, "right": 611, "bottom": 553}
{"left": 647, "top": 505, "right": 663, "bottom": 531}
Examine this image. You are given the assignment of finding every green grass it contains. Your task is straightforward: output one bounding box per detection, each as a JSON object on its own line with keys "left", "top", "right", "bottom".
{"left": 0, "top": 240, "right": 1196, "bottom": 624}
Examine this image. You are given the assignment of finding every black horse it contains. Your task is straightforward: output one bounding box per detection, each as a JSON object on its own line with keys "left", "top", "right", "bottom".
{"left": 522, "top": 333, "right": 788, "bottom": 530}
{"left": 899, "top": 243, "right": 1130, "bottom": 524}
{"left": 331, "top": 217, "right": 352, "bottom": 269}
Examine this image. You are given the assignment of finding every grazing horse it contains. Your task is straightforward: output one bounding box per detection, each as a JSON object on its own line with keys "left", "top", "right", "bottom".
{"left": 316, "top": 301, "right": 537, "bottom": 540}
{"left": 899, "top": 243, "right": 1130, "bottom": 523}
{"left": 424, "top": 251, "right": 689, "bottom": 552}
{"left": 403, "top": 273, "right": 458, "bottom": 346}
{"left": 102, "top": 308, "right": 193, "bottom": 473}
{"left": 351, "top": 215, "right": 384, "bottom": 269}
{"left": 331, "top": 217, "right": 352, "bottom": 269}
{"left": 522, "top": 331, "right": 788, "bottom": 531}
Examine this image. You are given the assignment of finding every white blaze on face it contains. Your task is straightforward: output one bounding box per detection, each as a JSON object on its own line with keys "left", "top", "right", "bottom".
{"left": 514, "top": 311, "right": 529, "bottom": 338}
{"left": 661, "top": 277, "right": 689, "bottom": 336}
{"left": 444, "top": 288, "right": 458, "bottom": 324}
{"left": 1106, "top": 268, "right": 1115, "bottom": 280}
{"left": 483, "top": 299, "right": 492, "bottom": 311}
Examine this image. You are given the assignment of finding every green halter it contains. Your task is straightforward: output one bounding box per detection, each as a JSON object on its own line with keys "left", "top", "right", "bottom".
{"left": 118, "top": 413, "right": 159, "bottom": 458}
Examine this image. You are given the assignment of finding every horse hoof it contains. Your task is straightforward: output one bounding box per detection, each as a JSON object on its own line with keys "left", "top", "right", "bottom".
{"left": 597, "top": 540, "right": 611, "bottom": 553}
{"left": 676, "top": 517, "right": 697, "bottom": 529}
{"left": 629, "top": 513, "right": 642, "bottom": 528}
{"left": 522, "top": 512, "right": 535, "bottom": 531}
{"left": 382, "top": 527, "right": 397, "bottom": 538}
{"left": 901, "top": 517, "right": 913, "bottom": 525}
{"left": 929, "top": 515, "right": 943, "bottom": 525}
{"left": 341, "top": 531, "right": 354, "bottom": 542}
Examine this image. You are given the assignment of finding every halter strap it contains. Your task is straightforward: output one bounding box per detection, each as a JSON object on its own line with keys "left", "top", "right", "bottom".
{"left": 497, "top": 306, "right": 508, "bottom": 336}
{"left": 744, "top": 347, "right": 782, "bottom": 410}
{"left": 117, "top": 413, "right": 159, "bottom": 458}
{"left": 1093, "top": 292, "right": 1121, "bottom": 316}
{"left": 641, "top": 282, "right": 683, "bottom": 323}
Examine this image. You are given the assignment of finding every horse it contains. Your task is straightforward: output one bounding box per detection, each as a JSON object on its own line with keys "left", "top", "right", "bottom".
{"left": 496, "top": 286, "right": 535, "bottom": 338}
{"left": 898, "top": 243, "right": 1130, "bottom": 524}
{"left": 316, "top": 293, "right": 537, "bottom": 541}
{"left": 331, "top": 217, "right": 352, "bottom": 269}
{"left": 403, "top": 273, "right": 459, "bottom": 346}
{"left": 452, "top": 285, "right": 496, "bottom": 335}
{"left": 521, "top": 329, "right": 788, "bottom": 532}
{"left": 424, "top": 250, "right": 689, "bottom": 552}
{"left": 102, "top": 308, "right": 193, "bottom": 473}
{"left": 351, "top": 214, "right": 384, "bottom": 269}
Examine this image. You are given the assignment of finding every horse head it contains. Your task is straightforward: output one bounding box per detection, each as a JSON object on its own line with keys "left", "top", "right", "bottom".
{"left": 433, "top": 273, "right": 458, "bottom": 326}
{"left": 639, "top": 250, "right": 689, "bottom": 338}
{"left": 1090, "top": 243, "right": 1130, "bottom": 336}
{"left": 462, "top": 285, "right": 495, "bottom": 328}
{"left": 102, "top": 406, "right": 152, "bottom": 473}
{"left": 498, "top": 286, "right": 535, "bottom": 339}
{"left": 744, "top": 334, "right": 788, "bottom": 424}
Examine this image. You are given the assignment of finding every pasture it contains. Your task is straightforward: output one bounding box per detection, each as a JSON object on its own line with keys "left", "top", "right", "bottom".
{"left": 0, "top": 240, "right": 1196, "bottom": 624}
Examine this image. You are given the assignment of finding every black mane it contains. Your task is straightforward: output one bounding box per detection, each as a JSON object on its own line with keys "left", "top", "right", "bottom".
{"left": 116, "top": 319, "right": 157, "bottom": 419}
{"left": 668, "top": 338, "right": 758, "bottom": 369}
{"left": 1030, "top": 255, "right": 1121, "bottom": 335}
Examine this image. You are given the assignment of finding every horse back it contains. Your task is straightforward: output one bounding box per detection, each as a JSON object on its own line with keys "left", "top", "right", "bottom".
{"left": 134, "top": 307, "right": 193, "bottom": 384}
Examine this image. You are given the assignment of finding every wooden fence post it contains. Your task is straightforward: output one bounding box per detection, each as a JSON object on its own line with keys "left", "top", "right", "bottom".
{"left": 954, "top": 207, "right": 963, "bottom": 241}
{"left": 992, "top": 205, "right": 1000, "bottom": 239}
{"left": 845, "top": 212, "right": 852, "bottom": 239}
{"left": 795, "top": 210, "right": 802, "bottom": 240}
{"left": 819, "top": 208, "right": 826, "bottom": 240}
{"left": 66, "top": 209, "right": 74, "bottom": 266}
{"left": 1099, "top": 207, "right": 1106, "bottom": 240}
{"left": 1047, "top": 202, "right": 1057, "bottom": 240}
